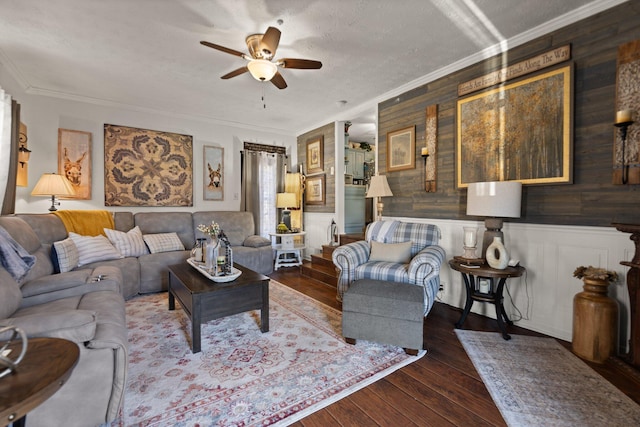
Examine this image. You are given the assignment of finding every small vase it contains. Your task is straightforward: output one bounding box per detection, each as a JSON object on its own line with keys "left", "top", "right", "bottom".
{"left": 205, "top": 238, "right": 219, "bottom": 273}
{"left": 486, "top": 236, "right": 508, "bottom": 269}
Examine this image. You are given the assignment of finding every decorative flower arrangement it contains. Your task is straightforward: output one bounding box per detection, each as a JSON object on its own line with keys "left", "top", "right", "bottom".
{"left": 197, "top": 221, "right": 221, "bottom": 239}
{"left": 573, "top": 266, "right": 618, "bottom": 282}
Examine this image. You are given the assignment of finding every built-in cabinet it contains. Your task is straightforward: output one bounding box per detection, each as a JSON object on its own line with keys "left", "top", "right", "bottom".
{"left": 345, "top": 148, "right": 365, "bottom": 179}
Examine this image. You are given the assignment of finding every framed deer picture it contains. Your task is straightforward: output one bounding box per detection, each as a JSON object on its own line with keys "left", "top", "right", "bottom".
{"left": 58, "top": 128, "right": 92, "bottom": 199}
{"left": 203, "top": 145, "right": 224, "bottom": 201}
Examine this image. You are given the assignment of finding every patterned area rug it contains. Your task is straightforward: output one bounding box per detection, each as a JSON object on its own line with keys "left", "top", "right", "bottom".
{"left": 456, "top": 330, "right": 640, "bottom": 426}
{"left": 111, "top": 281, "right": 424, "bottom": 426}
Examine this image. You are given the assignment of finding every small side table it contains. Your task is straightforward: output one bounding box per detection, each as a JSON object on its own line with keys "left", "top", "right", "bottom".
{"left": 1, "top": 337, "right": 79, "bottom": 427}
{"left": 449, "top": 258, "right": 526, "bottom": 340}
{"left": 269, "top": 231, "right": 306, "bottom": 270}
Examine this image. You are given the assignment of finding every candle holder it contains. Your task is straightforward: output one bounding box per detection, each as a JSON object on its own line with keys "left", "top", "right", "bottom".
{"left": 614, "top": 109, "right": 635, "bottom": 185}
{"left": 461, "top": 226, "right": 478, "bottom": 259}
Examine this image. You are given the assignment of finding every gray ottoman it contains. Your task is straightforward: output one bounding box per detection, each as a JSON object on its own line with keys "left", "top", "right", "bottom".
{"left": 342, "top": 279, "right": 425, "bottom": 355}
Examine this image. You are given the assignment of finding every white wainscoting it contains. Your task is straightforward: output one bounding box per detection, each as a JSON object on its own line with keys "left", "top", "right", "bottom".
{"left": 304, "top": 214, "right": 635, "bottom": 350}
{"left": 303, "top": 212, "right": 338, "bottom": 259}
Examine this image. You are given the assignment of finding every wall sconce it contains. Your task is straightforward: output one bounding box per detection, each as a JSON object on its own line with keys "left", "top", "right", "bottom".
{"left": 31, "top": 173, "right": 76, "bottom": 211}
{"left": 421, "top": 147, "right": 429, "bottom": 165}
{"left": 18, "top": 144, "right": 31, "bottom": 168}
{"left": 614, "top": 109, "right": 635, "bottom": 184}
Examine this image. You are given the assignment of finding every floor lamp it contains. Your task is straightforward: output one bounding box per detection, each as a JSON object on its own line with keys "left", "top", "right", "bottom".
{"left": 366, "top": 175, "right": 393, "bottom": 221}
{"left": 466, "top": 181, "right": 522, "bottom": 259}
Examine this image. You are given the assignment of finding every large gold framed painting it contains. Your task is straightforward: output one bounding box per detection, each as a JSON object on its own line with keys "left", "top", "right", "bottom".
{"left": 456, "top": 65, "right": 573, "bottom": 188}
{"left": 104, "top": 124, "right": 193, "bottom": 206}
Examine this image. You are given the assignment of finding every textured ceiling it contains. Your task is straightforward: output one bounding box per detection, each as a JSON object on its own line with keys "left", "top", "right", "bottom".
{"left": 0, "top": 0, "right": 621, "bottom": 143}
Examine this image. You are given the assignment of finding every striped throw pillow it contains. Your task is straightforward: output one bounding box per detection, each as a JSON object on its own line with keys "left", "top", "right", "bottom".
{"left": 143, "top": 232, "right": 185, "bottom": 253}
{"left": 104, "top": 226, "right": 149, "bottom": 257}
{"left": 52, "top": 237, "right": 79, "bottom": 273}
{"left": 68, "top": 232, "right": 123, "bottom": 266}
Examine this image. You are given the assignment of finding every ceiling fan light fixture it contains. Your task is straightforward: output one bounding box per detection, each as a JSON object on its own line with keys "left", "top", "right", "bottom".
{"left": 247, "top": 59, "right": 277, "bottom": 81}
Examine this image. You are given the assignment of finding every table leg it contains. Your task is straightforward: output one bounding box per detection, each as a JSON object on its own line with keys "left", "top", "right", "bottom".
{"left": 261, "top": 282, "right": 269, "bottom": 333}
{"left": 494, "top": 278, "right": 511, "bottom": 340}
{"left": 455, "top": 273, "right": 475, "bottom": 328}
{"left": 168, "top": 272, "right": 175, "bottom": 310}
{"left": 192, "top": 297, "right": 201, "bottom": 353}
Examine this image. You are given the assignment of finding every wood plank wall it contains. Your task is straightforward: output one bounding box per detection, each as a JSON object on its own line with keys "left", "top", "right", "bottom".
{"left": 378, "top": 2, "right": 640, "bottom": 227}
{"left": 297, "top": 122, "right": 336, "bottom": 213}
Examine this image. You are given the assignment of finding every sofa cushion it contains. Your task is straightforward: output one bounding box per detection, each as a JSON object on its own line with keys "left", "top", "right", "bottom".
{"left": 105, "top": 226, "right": 149, "bottom": 257}
{"left": 69, "top": 232, "right": 123, "bottom": 266}
{"left": 143, "top": 232, "right": 185, "bottom": 253}
{"left": 7, "top": 303, "right": 97, "bottom": 343}
{"left": 0, "top": 269, "right": 22, "bottom": 318}
{"left": 243, "top": 235, "right": 271, "bottom": 248}
{"left": 369, "top": 241, "right": 413, "bottom": 263}
{"left": 52, "top": 237, "right": 80, "bottom": 273}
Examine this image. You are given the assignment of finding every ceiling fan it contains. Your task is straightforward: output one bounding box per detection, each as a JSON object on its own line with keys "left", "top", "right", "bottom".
{"left": 200, "top": 26, "right": 322, "bottom": 89}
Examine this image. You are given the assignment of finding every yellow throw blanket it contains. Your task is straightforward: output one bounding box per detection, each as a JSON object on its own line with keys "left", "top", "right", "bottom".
{"left": 53, "top": 210, "right": 115, "bottom": 236}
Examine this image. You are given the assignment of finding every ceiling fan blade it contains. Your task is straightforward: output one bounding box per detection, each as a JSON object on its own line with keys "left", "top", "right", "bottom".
{"left": 260, "top": 26, "right": 281, "bottom": 59}
{"left": 270, "top": 71, "right": 287, "bottom": 89}
{"left": 221, "top": 66, "right": 249, "bottom": 79}
{"left": 200, "top": 41, "right": 247, "bottom": 58}
{"left": 279, "top": 58, "right": 323, "bottom": 69}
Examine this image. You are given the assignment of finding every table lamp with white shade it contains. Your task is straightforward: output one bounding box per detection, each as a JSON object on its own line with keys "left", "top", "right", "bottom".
{"left": 366, "top": 175, "right": 393, "bottom": 220}
{"left": 31, "top": 173, "right": 76, "bottom": 211}
{"left": 466, "top": 181, "right": 522, "bottom": 259}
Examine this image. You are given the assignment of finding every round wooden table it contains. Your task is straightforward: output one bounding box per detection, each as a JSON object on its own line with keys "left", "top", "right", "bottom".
{"left": 0, "top": 337, "right": 79, "bottom": 427}
{"left": 449, "top": 258, "right": 526, "bottom": 340}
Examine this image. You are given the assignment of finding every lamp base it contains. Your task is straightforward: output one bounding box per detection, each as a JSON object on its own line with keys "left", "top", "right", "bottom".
{"left": 48, "top": 195, "right": 58, "bottom": 212}
{"left": 481, "top": 218, "right": 504, "bottom": 259}
{"left": 282, "top": 210, "right": 291, "bottom": 231}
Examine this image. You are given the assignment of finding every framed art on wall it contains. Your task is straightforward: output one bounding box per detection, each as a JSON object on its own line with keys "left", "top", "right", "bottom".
{"left": 456, "top": 64, "right": 573, "bottom": 188}
{"left": 104, "top": 124, "right": 193, "bottom": 206}
{"left": 306, "top": 136, "right": 324, "bottom": 174}
{"left": 305, "top": 174, "right": 325, "bottom": 205}
{"left": 58, "top": 128, "right": 92, "bottom": 199}
{"left": 203, "top": 145, "right": 224, "bottom": 201}
{"left": 387, "top": 126, "right": 415, "bottom": 172}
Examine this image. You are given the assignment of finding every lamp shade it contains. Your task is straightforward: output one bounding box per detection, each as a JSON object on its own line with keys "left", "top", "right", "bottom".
{"left": 247, "top": 59, "right": 278, "bottom": 81}
{"left": 466, "top": 181, "right": 522, "bottom": 218}
{"left": 276, "top": 192, "right": 297, "bottom": 209}
{"left": 366, "top": 175, "right": 393, "bottom": 198}
{"left": 31, "top": 173, "right": 76, "bottom": 197}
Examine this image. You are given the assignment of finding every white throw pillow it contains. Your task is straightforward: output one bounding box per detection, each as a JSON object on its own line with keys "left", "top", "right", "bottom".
{"left": 143, "top": 232, "right": 185, "bottom": 253}
{"left": 369, "top": 241, "right": 413, "bottom": 263}
{"left": 68, "top": 232, "right": 123, "bottom": 266}
{"left": 104, "top": 226, "right": 149, "bottom": 257}
{"left": 52, "top": 237, "right": 79, "bottom": 273}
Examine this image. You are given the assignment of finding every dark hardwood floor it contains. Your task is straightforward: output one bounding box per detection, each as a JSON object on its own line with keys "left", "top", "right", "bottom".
{"left": 269, "top": 266, "right": 640, "bottom": 426}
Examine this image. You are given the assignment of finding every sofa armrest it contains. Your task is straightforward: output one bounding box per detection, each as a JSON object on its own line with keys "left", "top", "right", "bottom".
{"left": 332, "top": 240, "right": 370, "bottom": 301}
{"left": 408, "top": 245, "right": 446, "bottom": 285}
{"left": 0, "top": 310, "right": 97, "bottom": 343}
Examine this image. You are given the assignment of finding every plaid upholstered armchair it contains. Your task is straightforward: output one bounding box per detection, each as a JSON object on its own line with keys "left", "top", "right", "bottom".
{"left": 332, "top": 220, "right": 446, "bottom": 314}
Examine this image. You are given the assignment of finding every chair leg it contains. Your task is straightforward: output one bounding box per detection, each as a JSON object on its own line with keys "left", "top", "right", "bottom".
{"left": 345, "top": 337, "right": 356, "bottom": 345}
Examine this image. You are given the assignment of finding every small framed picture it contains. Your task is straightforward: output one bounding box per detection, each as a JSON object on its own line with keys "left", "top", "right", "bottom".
{"left": 387, "top": 126, "right": 415, "bottom": 172}
{"left": 306, "top": 136, "right": 324, "bottom": 174}
{"left": 204, "top": 145, "right": 224, "bottom": 201}
{"left": 305, "top": 174, "right": 325, "bottom": 205}
{"left": 58, "top": 128, "right": 92, "bottom": 199}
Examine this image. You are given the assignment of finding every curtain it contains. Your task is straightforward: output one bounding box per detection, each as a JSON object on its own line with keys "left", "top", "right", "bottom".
{"left": 0, "top": 86, "right": 19, "bottom": 215}
{"left": 241, "top": 147, "right": 286, "bottom": 238}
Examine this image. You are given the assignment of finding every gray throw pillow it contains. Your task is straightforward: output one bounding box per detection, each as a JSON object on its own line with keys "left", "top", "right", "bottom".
{"left": 243, "top": 235, "right": 271, "bottom": 248}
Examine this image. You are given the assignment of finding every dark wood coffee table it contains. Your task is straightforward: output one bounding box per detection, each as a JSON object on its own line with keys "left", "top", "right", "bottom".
{"left": 168, "top": 262, "right": 270, "bottom": 353}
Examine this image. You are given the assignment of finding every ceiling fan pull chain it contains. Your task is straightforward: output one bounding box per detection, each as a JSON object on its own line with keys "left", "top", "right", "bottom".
{"left": 262, "top": 86, "right": 266, "bottom": 109}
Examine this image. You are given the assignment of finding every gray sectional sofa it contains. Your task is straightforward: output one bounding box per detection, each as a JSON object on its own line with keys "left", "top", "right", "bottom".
{"left": 0, "top": 210, "right": 272, "bottom": 427}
